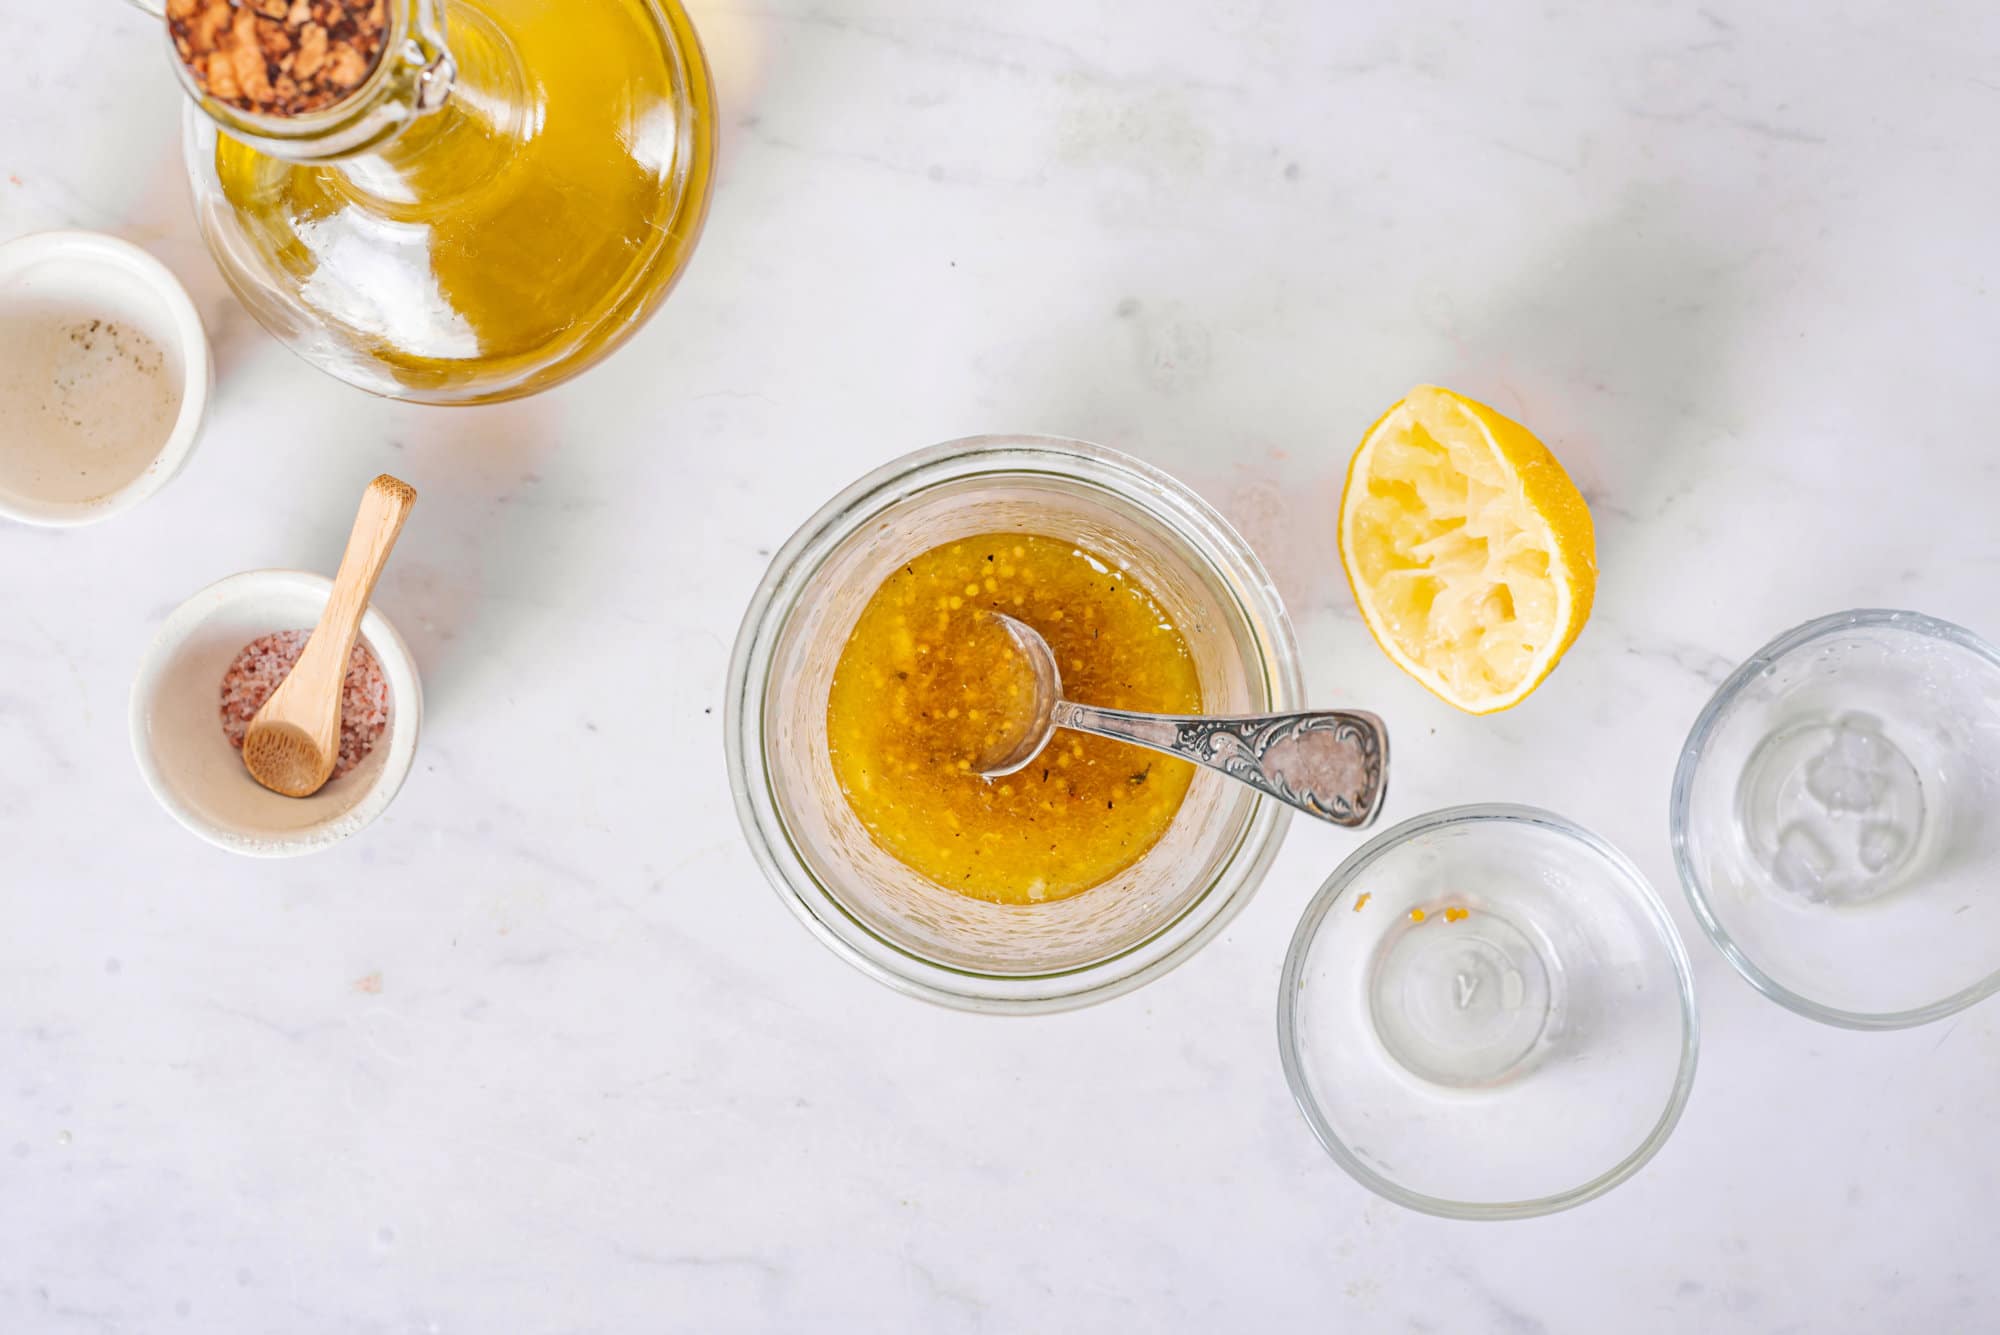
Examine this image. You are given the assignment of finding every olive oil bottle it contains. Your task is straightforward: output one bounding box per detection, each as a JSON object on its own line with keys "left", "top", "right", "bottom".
{"left": 169, "top": 0, "right": 714, "bottom": 404}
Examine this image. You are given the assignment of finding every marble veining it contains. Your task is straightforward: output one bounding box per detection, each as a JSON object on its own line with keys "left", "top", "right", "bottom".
{"left": 3, "top": 0, "right": 1998, "bottom": 1330}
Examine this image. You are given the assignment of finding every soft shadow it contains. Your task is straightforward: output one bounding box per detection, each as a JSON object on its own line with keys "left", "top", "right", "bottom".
{"left": 1429, "top": 185, "right": 1744, "bottom": 572}
{"left": 372, "top": 398, "right": 567, "bottom": 722}
{"left": 681, "top": 0, "right": 774, "bottom": 189}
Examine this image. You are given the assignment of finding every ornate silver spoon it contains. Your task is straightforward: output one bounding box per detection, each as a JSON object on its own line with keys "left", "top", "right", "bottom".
{"left": 974, "top": 612, "right": 1389, "bottom": 828}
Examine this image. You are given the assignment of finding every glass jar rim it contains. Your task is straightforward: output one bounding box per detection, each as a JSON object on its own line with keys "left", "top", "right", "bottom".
{"left": 724, "top": 434, "right": 1304, "bottom": 1013}
{"left": 1669, "top": 607, "right": 2000, "bottom": 1030}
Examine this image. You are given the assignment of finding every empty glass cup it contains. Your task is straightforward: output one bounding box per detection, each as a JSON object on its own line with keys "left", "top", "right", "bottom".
{"left": 1277, "top": 806, "right": 1698, "bottom": 1219}
{"left": 1671, "top": 609, "right": 2000, "bottom": 1027}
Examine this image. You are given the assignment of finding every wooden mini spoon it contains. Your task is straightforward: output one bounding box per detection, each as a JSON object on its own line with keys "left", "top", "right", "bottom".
{"left": 242, "top": 474, "right": 417, "bottom": 798}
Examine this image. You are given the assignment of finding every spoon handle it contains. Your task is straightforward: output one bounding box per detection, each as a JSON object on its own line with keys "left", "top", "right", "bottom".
{"left": 286, "top": 474, "right": 418, "bottom": 709}
{"left": 1051, "top": 702, "right": 1389, "bottom": 828}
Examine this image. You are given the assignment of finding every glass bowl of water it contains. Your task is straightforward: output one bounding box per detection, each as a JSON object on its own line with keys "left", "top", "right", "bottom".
{"left": 1277, "top": 805, "right": 1698, "bottom": 1219}
{"left": 1671, "top": 609, "right": 2000, "bottom": 1028}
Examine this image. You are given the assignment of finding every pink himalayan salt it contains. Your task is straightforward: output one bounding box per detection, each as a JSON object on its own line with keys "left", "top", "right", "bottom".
{"left": 218, "top": 629, "right": 390, "bottom": 780}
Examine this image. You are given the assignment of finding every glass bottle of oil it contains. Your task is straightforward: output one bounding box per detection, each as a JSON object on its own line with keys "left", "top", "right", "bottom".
{"left": 159, "top": 0, "right": 714, "bottom": 404}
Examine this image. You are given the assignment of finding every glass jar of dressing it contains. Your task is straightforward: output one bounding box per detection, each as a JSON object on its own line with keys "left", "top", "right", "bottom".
{"left": 727, "top": 437, "right": 1305, "bottom": 1013}
{"left": 128, "top": 0, "right": 715, "bottom": 404}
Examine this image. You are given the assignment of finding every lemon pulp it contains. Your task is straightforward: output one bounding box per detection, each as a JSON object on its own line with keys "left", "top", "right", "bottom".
{"left": 1340, "top": 385, "right": 1596, "bottom": 713}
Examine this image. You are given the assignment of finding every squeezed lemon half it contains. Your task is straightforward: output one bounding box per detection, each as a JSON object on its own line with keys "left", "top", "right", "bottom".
{"left": 1339, "top": 385, "right": 1597, "bottom": 714}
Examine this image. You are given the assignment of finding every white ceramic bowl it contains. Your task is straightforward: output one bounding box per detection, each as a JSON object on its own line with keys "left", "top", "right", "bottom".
{"left": 0, "top": 230, "right": 211, "bottom": 526}
{"left": 131, "top": 570, "right": 422, "bottom": 856}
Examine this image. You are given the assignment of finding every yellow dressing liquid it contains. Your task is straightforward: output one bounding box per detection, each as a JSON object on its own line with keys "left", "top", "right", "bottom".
{"left": 826, "top": 534, "right": 1203, "bottom": 905}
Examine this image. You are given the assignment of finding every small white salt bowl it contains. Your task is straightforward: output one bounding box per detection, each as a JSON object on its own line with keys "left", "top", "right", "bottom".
{"left": 131, "top": 570, "right": 422, "bottom": 857}
{"left": 0, "top": 230, "right": 211, "bottom": 526}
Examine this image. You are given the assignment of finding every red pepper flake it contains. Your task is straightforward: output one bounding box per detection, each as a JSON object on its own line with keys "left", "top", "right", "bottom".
{"left": 168, "top": 0, "right": 388, "bottom": 117}
{"left": 219, "top": 629, "right": 390, "bottom": 780}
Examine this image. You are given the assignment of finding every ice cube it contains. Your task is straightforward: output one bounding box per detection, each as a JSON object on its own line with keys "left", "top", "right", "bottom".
{"left": 1805, "top": 753, "right": 1887, "bottom": 812}
{"left": 1857, "top": 821, "right": 1910, "bottom": 874}
{"left": 1805, "top": 715, "right": 1908, "bottom": 812}
{"left": 1831, "top": 713, "right": 1892, "bottom": 765}
{"left": 1772, "top": 821, "right": 1834, "bottom": 899}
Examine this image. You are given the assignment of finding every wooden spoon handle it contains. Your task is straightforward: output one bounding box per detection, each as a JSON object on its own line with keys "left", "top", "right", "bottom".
{"left": 286, "top": 474, "right": 417, "bottom": 707}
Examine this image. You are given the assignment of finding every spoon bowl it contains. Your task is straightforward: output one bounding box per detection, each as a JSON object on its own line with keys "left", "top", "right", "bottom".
{"left": 971, "top": 611, "right": 1067, "bottom": 777}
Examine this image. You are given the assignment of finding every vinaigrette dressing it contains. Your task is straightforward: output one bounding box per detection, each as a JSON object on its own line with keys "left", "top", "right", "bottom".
{"left": 827, "top": 534, "right": 1202, "bottom": 904}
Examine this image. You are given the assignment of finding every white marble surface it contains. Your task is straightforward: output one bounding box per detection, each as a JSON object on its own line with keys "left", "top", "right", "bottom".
{"left": 4, "top": 0, "right": 1998, "bottom": 1329}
